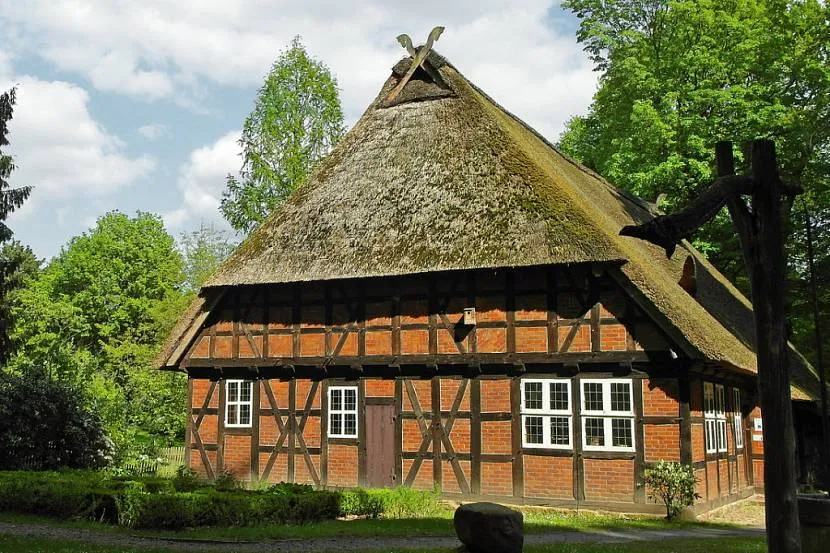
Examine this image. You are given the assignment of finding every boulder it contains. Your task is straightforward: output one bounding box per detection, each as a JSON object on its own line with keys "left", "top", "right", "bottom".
{"left": 453, "top": 502, "right": 523, "bottom": 553}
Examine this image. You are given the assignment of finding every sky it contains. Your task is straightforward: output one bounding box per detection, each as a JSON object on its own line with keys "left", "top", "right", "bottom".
{"left": 0, "top": 0, "right": 597, "bottom": 261}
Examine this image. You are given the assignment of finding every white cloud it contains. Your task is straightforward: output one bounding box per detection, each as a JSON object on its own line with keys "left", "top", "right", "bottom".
{"left": 137, "top": 123, "right": 172, "bottom": 140}
{"left": 0, "top": 70, "right": 155, "bottom": 200}
{"left": 0, "top": 1, "right": 596, "bottom": 136}
{"left": 164, "top": 130, "right": 241, "bottom": 230}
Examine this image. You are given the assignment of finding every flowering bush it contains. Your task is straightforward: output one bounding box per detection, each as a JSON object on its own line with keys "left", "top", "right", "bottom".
{"left": 644, "top": 461, "right": 700, "bottom": 520}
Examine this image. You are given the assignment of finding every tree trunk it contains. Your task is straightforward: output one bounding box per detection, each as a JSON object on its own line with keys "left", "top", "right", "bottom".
{"left": 749, "top": 140, "right": 801, "bottom": 553}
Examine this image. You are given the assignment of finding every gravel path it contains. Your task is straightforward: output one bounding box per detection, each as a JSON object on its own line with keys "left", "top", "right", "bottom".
{"left": 0, "top": 521, "right": 764, "bottom": 552}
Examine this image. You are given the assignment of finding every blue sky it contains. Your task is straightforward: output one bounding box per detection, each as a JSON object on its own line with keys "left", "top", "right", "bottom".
{"left": 0, "top": 1, "right": 595, "bottom": 261}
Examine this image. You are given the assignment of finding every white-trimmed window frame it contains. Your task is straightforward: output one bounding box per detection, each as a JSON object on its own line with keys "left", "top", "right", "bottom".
{"left": 328, "top": 385, "right": 358, "bottom": 439}
{"left": 225, "top": 380, "right": 253, "bottom": 428}
{"left": 520, "top": 379, "right": 572, "bottom": 449}
{"left": 733, "top": 388, "right": 743, "bottom": 449}
{"left": 704, "top": 382, "right": 727, "bottom": 453}
{"left": 580, "top": 378, "right": 635, "bottom": 452}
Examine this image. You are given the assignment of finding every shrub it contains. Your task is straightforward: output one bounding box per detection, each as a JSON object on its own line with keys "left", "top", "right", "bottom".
{"left": 172, "top": 465, "right": 202, "bottom": 492}
{"left": 0, "top": 471, "right": 118, "bottom": 522}
{"left": 213, "top": 468, "right": 239, "bottom": 492}
{"left": 0, "top": 373, "right": 113, "bottom": 470}
{"left": 644, "top": 461, "right": 700, "bottom": 520}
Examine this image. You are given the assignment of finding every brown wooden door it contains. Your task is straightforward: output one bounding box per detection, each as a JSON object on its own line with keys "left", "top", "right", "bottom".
{"left": 365, "top": 403, "right": 396, "bottom": 487}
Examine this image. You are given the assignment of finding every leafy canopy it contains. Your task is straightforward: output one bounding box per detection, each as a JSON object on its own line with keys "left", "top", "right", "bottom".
{"left": 8, "top": 211, "right": 189, "bottom": 458}
{"left": 221, "top": 36, "right": 345, "bottom": 234}
{"left": 179, "top": 224, "right": 236, "bottom": 291}
{"left": 558, "top": 0, "right": 830, "bottom": 364}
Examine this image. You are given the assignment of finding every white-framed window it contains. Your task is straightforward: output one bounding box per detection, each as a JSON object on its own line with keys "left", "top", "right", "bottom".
{"left": 580, "top": 379, "right": 635, "bottom": 451}
{"left": 225, "top": 380, "right": 253, "bottom": 427}
{"left": 520, "top": 379, "right": 572, "bottom": 449}
{"left": 733, "top": 388, "right": 743, "bottom": 449}
{"left": 328, "top": 386, "right": 358, "bottom": 438}
{"left": 704, "top": 382, "right": 727, "bottom": 453}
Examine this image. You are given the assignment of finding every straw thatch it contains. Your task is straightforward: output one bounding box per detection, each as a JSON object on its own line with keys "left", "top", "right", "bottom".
{"left": 159, "top": 51, "right": 820, "bottom": 400}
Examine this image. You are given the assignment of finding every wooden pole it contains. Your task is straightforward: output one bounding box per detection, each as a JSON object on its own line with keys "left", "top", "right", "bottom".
{"left": 804, "top": 209, "right": 830, "bottom": 488}
{"left": 748, "top": 140, "right": 801, "bottom": 553}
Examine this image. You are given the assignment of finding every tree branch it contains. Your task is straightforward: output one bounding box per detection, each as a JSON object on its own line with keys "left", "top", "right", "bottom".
{"left": 620, "top": 175, "right": 756, "bottom": 257}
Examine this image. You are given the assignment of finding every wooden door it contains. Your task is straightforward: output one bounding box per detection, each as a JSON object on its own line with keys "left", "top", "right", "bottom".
{"left": 365, "top": 403, "right": 396, "bottom": 487}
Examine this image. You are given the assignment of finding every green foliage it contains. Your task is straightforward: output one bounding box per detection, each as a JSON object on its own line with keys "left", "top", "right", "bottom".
{"left": 0, "top": 87, "right": 34, "bottom": 362}
{"left": 0, "top": 241, "right": 40, "bottom": 363}
{"left": 213, "top": 469, "right": 240, "bottom": 492}
{"left": 171, "top": 465, "right": 202, "bottom": 493}
{"left": 643, "top": 461, "right": 699, "bottom": 520}
{"left": 559, "top": 0, "right": 830, "bottom": 364}
{"left": 0, "top": 373, "right": 112, "bottom": 470}
{"left": 221, "top": 36, "right": 345, "bottom": 234}
{"left": 0, "top": 471, "right": 119, "bottom": 522}
{"left": 0, "top": 471, "right": 342, "bottom": 530}
{"left": 339, "top": 487, "right": 442, "bottom": 519}
{"left": 7, "top": 211, "right": 189, "bottom": 462}
{"left": 179, "top": 224, "right": 236, "bottom": 291}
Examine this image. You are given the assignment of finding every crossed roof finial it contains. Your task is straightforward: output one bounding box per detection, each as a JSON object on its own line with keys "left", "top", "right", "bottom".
{"left": 386, "top": 26, "right": 445, "bottom": 102}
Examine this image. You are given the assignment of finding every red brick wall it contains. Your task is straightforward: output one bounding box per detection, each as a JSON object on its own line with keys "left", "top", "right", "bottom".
{"left": 223, "top": 435, "right": 251, "bottom": 479}
{"left": 644, "top": 424, "right": 681, "bottom": 462}
{"left": 481, "top": 380, "right": 510, "bottom": 412}
{"left": 584, "top": 459, "right": 634, "bottom": 502}
{"left": 480, "top": 462, "right": 512, "bottom": 496}
{"left": 524, "top": 456, "right": 573, "bottom": 499}
{"left": 328, "top": 445, "right": 358, "bottom": 487}
{"left": 481, "top": 421, "right": 511, "bottom": 454}
{"left": 642, "top": 379, "right": 679, "bottom": 416}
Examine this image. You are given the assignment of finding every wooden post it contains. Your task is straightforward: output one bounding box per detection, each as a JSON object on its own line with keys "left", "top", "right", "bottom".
{"left": 621, "top": 139, "right": 803, "bottom": 552}
{"left": 747, "top": 140, "right": 801, "bottom": 553}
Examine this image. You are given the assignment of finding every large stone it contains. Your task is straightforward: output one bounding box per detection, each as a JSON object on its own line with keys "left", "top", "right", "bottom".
{"left": 799, "top": 494, "right": 830, "bottom": 553}
{"left": 453, "top": 502, "right": 524, "bottom": 553}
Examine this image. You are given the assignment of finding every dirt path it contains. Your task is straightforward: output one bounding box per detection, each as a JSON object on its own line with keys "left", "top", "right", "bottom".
{"left": 0, "top": 521, "right": 764, "bottom": 552}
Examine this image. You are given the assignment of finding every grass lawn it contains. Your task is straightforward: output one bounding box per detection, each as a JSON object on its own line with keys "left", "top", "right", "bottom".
{"left": 0, "top": 534, "right": 766, "bottom": 553}
{"left": 0, "top": 507, "right": 713, "bottom": 541}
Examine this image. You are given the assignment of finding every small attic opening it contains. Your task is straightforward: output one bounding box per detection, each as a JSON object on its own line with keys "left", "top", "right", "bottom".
{"left": 679, "top": 255, "right": 698, "bottom": 298}
{"left": 383, "top": 54, "right": 455, "bottom": 107}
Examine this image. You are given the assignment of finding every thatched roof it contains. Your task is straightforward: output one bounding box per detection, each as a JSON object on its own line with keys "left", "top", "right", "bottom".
{"left": 160, "top": 50, "right": 820, "bottom": 401}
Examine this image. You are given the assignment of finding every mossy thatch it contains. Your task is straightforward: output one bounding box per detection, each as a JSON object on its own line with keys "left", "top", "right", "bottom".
{"left": 161, "top": 52, "right": 820, "bottom": 400}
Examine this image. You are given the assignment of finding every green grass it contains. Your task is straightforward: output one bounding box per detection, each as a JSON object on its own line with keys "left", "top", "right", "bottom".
{"left": 0, "top": 507, "right": 725, "bottom": 542}
{"left": 0, "top": 535, "right": 767, "bottom": 553}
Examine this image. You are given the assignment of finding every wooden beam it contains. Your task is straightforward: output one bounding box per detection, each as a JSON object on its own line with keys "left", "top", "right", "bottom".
{"left": 510, "top": 377, "right": 524, "bottom": 498}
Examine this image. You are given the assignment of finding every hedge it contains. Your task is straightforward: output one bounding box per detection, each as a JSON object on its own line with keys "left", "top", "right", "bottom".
{"left": 0, "top": 471, "right": 441, "bottom": 529}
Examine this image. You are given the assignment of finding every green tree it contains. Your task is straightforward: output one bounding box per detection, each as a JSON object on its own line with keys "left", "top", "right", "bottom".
{"left": 221, "top": 36, "right": 345, "bottom": 234}
{"left": 180, "top": 224, "right": 236, "bottom": 291}
{"left": 559, "top": 0, "right": 830, "bottom": 358}
{"left": 0, "top": 87, "right": 33, "bottom": 363}
{"left": 9, "top": 211, "right": 190, "bottom": 459}
{"left": 0, "top": 242, "right": 40, "bottom": 362}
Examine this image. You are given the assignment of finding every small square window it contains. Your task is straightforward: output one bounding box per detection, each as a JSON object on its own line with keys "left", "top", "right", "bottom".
{"left": 550, "top": 382, "right": 569, "bottom": 411}
{"left": 524, "top": 416, "right": 544, "bottom": 445}
{"left": 550, "top": 416, "right": 570, "bottom": 445}
{"left": 611, "top": 418, "right": 633, "bottom": 448}
{"left": 524, "top": 382, "right": 543, "bottom": 410}
{"left": 225, "top": 380, "right": 253, "bottom": 428}
{"left": 583, "top": 382, "right": 604, "bottom": 412}
{"left": 584, "top": 417, "right": 605, "bottom": 447}
{"left": 610, "top": 382, "right": 631, "bottom": 412}
{"left": 328, "top": 386, "right": 358, "bottom": 438}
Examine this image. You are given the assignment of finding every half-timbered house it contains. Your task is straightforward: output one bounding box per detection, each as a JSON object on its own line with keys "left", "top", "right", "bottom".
{"left": 157, "top": 46, "right": 822, "bottom": 513}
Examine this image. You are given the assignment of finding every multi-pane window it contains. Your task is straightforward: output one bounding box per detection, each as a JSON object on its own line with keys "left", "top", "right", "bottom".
{"left": 733, "top": 388, "right": 743, "bottom": 449}
{"left": 328, "top": 386, "right": 358, "bottom": 438}
{"left": 704, "top": 382, "right": 727, "bottom": 453}
{"left": 225, "top": 380, "right": 253, "bottom": 427}
{"left": 581, "top": 379, "right": 635, "bottom": 451}
{"left": 520, "top": 379, "right": 572, "bottom": 449}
